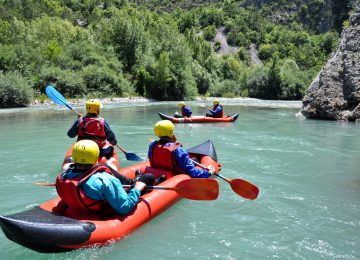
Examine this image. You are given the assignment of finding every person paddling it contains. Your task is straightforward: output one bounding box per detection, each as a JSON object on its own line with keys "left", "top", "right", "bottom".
{"left": 67, "top": 99, "right": 117, "bottom": 159}
{"left": 206, "top": 99, "right": 224, "bottom": 118}
{"left": 174, "top": 101, "right": 192, "bottom": 118}
{"left": 148, "top": 120, "right": 216, "bottom": 178}
{"left": 56, "top": 140, "right": 155, "bottom": 216}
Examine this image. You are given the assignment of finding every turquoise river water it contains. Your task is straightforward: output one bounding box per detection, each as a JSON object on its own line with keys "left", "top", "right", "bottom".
{"left": 0, "top": 100, "right": 359, "bottom": 259}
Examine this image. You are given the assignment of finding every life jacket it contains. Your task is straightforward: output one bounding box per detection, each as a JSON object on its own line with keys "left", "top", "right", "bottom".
{"left": 150, "top": 141, "right": 182, "bottom": 174}
{"left": 56, "top": 163, "right": 123, "bottom": 214}
{"left": 77, "top": 116, "right": 107, "bottom": 147}
{"left": 212, "top": 105, "right": 224, "bottom": 118}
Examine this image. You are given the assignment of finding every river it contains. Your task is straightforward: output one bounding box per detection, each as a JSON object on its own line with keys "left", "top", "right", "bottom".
{"left": 0, "top": 100, "right": 359, "bottom": 259}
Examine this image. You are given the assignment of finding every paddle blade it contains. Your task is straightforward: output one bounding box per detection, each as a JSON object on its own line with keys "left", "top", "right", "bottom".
{"left": 116, "top": 145, "right": 143, "bottom": 161}
{"left": 230, "top": 179, "right": 259, "bottom": 200}
{"left": 124, "top": 152, "right": 143, "bottom": 161}
{"left": 175, "top": 178, "right": 219, "bottom": 200}
{"left": 45, "top": 85, "right": 72, "bottom": 109}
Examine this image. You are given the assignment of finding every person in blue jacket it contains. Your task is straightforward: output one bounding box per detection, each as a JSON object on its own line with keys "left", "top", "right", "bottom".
{"left": 56, "top": 140, "right": 155, "bottom": 216}
{"left": 174, "top": 101, "right": 192, "bottom": 118}
{"left": 206, "top": 99, "right": 224, "bottom": 118}
{"left": 148, "top": 120, "right": 215, "bottom": 178}
{"left": 67, "top": 99, "right": 117, "bottom": 158}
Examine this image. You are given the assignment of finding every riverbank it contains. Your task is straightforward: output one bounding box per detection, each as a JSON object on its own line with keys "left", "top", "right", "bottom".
{"left": 0, "top": 97, "right": 302, "bottom": 114}
{"left": 29, "top": 96, "right": 302, "bottom": 108}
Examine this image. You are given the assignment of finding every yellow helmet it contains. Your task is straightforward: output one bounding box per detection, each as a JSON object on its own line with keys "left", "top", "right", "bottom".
{"left": 154, "top": 120, "right": 174, "bottom": 138}
{"left": 213, "top": 99, "right": 219, "bottom": 105}
{"left": 178, "top": 101, "right": 185, "bottom": 108}
{"left": 86, "top": 99, "right": 103, "bottom": 115}
{"left": 72, "top": 140, "right": 100, "bottom": 165}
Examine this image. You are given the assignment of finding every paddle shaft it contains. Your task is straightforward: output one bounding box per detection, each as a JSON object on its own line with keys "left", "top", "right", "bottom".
{"left": 122, "top": 185, "right": 181, "bottom": 191}
{"left": 190, "top": 159, "right": 229, "bottom": 182}
{"left": 190, "top": 159, "right": 259, "bottom": 200}
{"left": 33, "top": 178, "right": 219, "bottom": 200}
{"left": 34, "top": 183, "right": 197, "bottom": 190}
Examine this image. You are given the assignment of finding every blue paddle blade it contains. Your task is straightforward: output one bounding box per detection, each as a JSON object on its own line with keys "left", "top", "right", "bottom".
{"left": 45, "top": 85, "right": 72, "bottom": 110}
{"left": 125, "top": 152, "right": 143, "bottom": 161}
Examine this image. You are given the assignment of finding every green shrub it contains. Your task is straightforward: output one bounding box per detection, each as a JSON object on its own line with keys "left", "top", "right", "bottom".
{"left": 82, "top": 65, "right": 132, "bottom": 97}
{"left": 0, "top": 71, "right": 33, "bottom": 108}
{"left": 210, "top": 79, "right": 240, "bottom": 97}
{"left": 214, "top": 41, "right": 221, "bottom": 51}
{"left": 203, "top": 25, "right": 216, "bottom": 41}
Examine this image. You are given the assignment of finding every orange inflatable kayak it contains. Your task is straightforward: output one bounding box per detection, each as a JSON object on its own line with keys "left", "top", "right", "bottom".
{"left": 158, "top": 112, "right": 239, "bottom": 123}
{"left": 0, "top": 140, "right": 220, "bottom": 252}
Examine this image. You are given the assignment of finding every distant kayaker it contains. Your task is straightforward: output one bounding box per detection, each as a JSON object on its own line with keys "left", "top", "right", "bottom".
{"left": 206, "top": 99, "right": 223, "bottom": 118}
{"left": 67, "top": 99, "right": 117, "bottom": 158}
{"left": 174, "top": 101, "right": 192, "bottom": 118}
{"left": 148, "top": 120, "right": 216, "bottom": 178}
{"left": 56, "top": 140, "right": 155, "bottom": 216}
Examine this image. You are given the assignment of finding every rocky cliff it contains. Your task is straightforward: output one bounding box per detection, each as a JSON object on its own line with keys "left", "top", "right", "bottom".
{"left": 300, "top": 5, "right": 360, "bottom": 121}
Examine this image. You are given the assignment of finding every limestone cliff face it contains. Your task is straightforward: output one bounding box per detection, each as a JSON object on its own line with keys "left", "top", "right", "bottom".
{"left": 300, "top": 6, "right": 360, "bottom": 121}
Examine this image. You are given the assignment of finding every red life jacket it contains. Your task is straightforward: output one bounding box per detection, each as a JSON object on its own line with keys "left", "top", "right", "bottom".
{"left": 56, "top": 163, "right": 119, "bottom": 214}
{"left": 150, "top": 141, "right": 182, "bottom": 174}
{"left": 212, "top": 104, "right": 224, "bottom": 118}
{"left": 77, "top": 116, "right": 107, "bottom": 147}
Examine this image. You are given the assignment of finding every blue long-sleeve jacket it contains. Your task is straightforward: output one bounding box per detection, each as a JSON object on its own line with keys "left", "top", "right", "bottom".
{"left": 67, "top": 116, "right": 117, "bottom": 145}
{"left": 63, "top": 169, "right": 140, "bottom": 215}
{"left": 182, "top": 106, "right": 192, "bottom": 117}
{"left": 208, "top": 105, "right": 223, "bottom": 117}
{"left": 148, "top": 141, "right": 210, "bottom": 178}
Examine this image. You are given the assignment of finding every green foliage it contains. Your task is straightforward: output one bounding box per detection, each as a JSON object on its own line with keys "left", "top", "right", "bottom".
{"left": 81, "top": 65, "right": 131, "bottom": 97}
{"left": 214, "top": 41, "right": 221, "bottom": 52}
{"left": 210, "top": 79, "right": 240, "bottom": 97}
{"left": 203, "top": 25, "right": 216, "bottom": 41}
{"left": 0, "top": 71, "right": 33, "bottom": 108}
{"left": 0, "top": 0, "right": 351, "bottom": 104}
{"left": 246, "top": 65, "right": 270, "bottom": 99}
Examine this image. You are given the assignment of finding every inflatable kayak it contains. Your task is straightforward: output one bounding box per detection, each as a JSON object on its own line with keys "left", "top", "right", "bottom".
{"left": 158, "top": 112, "right": 239, "bottom": 123}
{"left": 0, "top": 140, "right": 220, "bottom": 253}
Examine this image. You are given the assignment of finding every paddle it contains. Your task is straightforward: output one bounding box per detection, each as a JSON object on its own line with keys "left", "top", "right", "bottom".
{"left": 115, "top": 144, "right": 143, "bottom": 161}
{"left": 45, "top": 85, "right": 143, "bottom": 162}
{"left": 33, "top": 178, "right": 219, "bottom": 200}
{"left": 190, "top": 159, "right": 259, "bottom": 200}
{"left": 45, "top": 85, "right": 81, "bottom": 116}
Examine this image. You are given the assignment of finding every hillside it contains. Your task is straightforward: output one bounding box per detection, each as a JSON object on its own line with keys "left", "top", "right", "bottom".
{"left": 0, "top": 0, "right": 357, "bottom": 107}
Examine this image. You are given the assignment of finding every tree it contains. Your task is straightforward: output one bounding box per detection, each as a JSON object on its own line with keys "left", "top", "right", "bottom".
{"left": 0, "top": 71, "right": 33, "bottom": 108}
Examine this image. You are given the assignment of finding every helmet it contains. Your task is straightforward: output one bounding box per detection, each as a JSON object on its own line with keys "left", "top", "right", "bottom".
{"left": 213, "top": 99, "right": 219, "bottom": 105}
{"left": 86, "top": 99, "right": 103, "bottom": 115}
{"left": 72, "top": 140, "right": 100, "bottom": 165}
{"left": 178, "top": 101, "right": 185, "bottom": 108}
{"left": 154, "top": 120, "right": 174, "bottom": 138}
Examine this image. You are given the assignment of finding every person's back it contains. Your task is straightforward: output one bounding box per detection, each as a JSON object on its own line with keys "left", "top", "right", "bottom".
{"left": 174, "top": 102, "right": 192, "bottom": 118}
{"left": 67, "top": 99, "right": 117, "bottom": 158}
{"left": 56, "top": 140, "right": 154, "bottom": 216}
{"left": 148, "top": 120, "right": 215, "bottom": 178}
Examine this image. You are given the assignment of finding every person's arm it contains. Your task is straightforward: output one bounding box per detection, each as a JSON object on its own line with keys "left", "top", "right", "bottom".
{"left": 83, "top": 174, "right": 141, "bottom": 215}
{"left": 174, "top": 147, "right": 210, "bottom": 178}
{"left": 67, "top": 119, "right": 80, "bottom": 138}
{"left": 104, "top": 121, "right": 117, "bottom": 145}
{"left": 148, "top": 141, "right": 156, "bottom": 159}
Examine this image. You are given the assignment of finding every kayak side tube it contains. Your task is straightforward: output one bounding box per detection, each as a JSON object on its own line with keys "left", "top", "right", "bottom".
{"left": 0, "top": 207, "right": 96, "bottom": 253}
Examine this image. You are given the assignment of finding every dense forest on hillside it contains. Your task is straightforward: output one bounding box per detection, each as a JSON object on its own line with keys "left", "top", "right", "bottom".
{"left": 0, "top": 0, "right": 357, "bottom": 107}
